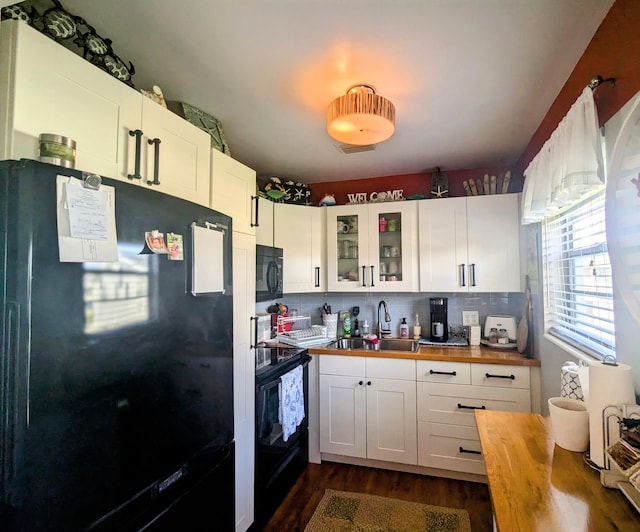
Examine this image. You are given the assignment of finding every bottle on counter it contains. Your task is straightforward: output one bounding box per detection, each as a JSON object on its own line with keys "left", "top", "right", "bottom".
{"left": 343, "top": 314, "right": 352, "bottom": 338}
{"left": 362, "top": 319, "right": 369, "bottom": 335}
{"left": 353, "top": 318, "right": 360, "bottom": 337}
{"left": 413, "top": 313, "right": 422, "bottom": 340}
{"left": 400, "top": 317, "right": 409, "bottom": 338}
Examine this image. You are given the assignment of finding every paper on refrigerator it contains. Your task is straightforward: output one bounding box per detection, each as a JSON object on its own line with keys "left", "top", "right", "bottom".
{"left": 56, "top": 175, "right": 118, "bottom": 262}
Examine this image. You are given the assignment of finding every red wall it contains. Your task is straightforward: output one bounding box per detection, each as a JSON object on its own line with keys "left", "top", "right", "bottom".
{"left": 310, "top": 166, "right": 517, "bottom": 205}
{"left": 310, "top": 0, "right": 640, "bottom": 206}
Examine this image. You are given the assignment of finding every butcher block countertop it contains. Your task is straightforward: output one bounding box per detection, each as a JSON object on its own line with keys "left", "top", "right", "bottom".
{"left": 475, "top": 410, "right": 640, "bottom": 531}
{"left": 308, "top": 342, "right": 540, "bottom": 367}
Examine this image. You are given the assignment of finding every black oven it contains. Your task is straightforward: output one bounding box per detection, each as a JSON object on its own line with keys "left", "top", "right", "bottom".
{"left": 256, "top": 245, "right": 283, "bottom": 302}
{"left": 254, "top": 347, "right": 310, "bottom": 528}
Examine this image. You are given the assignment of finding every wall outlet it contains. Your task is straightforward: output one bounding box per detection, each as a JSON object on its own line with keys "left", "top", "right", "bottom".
{"left": 462, "top": 311, "right": 479, "bottom": 326}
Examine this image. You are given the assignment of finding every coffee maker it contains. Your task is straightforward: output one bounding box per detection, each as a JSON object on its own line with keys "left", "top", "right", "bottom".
{"left": 430, "top": 297, "right": 448, "bottom": 342}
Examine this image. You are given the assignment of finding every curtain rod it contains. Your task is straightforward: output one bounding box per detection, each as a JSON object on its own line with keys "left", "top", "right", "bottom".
{"left": 589, "top": 75, "right": 616, "bottom": 91}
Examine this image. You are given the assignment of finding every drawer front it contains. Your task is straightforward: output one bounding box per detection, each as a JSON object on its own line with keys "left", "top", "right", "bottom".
{"left": 319, "top": 355, "right": 365, "bottom": 377}
{"left": 367, "top": 357, "right": 416, "bottom": 380}
{"left": 416, "top": 360, "right": 471, "bottom": 384}
{"left": 471, "top": 364, "right": 530, "bottom": 389}
{"left": 418, "top": 422, "right": 485, "bottom": 475}
{"left": 417, "top": 382, "right": 531, "bottom": 424}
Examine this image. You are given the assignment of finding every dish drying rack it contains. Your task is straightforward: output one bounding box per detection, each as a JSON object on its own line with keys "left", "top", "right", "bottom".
{"left": 275, "top": 315, "right": 329, "bottom": 347}
{"left": 600, "top": 404, "right": 640, "bottom": 513}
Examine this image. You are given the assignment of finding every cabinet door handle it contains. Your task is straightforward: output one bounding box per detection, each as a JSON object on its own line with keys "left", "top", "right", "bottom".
{"left": 485, "top": 372, "right": 515, "bottom": 380}
{"left": 147, "top": 138, "right": 161, "bottom": 186}
{"left": 127, "top": 129, "right": 143, "bottom": 180}
{"left": 460, "top": 263, "right": 466, "bottom": 287}
{"left": 459, "top": 447, "right": 482, "bottom": 455}
{"left": 250, "top": 316, "right": 258, "bottom": 349}
{"left": 361, "top": 266, "right": 366, "bottom": 287}
{"left": 470, "top": 263, "right": 476, "bottom": 287}
{"left": 457, "top": 403, "right": 486, "bottom": 410}
{"left": 250, "top": 195, "right": 259, "bottom": 227}
{"left": 370, "top": 265, "right": 375, "bottom": 287}
{"left": 429, "top": 370, "right": 457, "bottom": 376}
{"left": 358, "top": 380, "right": 364, "bottom": 386}
{"left": 314, "top": 266, "right": 320, "bottom": 288}
{"left": 367, "top": 381, "right": 372, "bottom": 386}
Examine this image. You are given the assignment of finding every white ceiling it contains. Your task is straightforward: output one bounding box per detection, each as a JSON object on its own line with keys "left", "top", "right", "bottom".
{"left": 47, "top": 0, "right": 613, "bottom": 183}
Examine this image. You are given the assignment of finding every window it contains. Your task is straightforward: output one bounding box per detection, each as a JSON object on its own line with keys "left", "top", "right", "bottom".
{"left": 542, "top": 189, "right": 615, "bottom": 359}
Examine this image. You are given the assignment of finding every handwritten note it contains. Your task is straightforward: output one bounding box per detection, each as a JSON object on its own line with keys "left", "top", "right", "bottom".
{"left": 66, "top": 184, "right": 109, "bottom": 240}
{"left": 56, "top": 175, "right": 118, "bottom": 262}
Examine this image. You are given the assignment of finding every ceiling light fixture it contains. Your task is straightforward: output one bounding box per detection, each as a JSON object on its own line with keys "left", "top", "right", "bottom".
{"left": 326, "top": 84, "right": 395, "bottom": 146}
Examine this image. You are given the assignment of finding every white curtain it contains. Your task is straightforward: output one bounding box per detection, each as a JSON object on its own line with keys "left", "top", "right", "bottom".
{"left": 521, "top": 87, "right": 604, "bottom": 224}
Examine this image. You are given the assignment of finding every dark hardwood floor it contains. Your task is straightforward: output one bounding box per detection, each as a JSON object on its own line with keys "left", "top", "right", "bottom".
{"left": 261, "top": 462, "right": 493, "bottom": 531}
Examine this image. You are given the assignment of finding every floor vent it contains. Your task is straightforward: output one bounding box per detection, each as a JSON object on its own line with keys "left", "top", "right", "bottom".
{"left": 335, "top": 143, "right": 376, "bottom": 154}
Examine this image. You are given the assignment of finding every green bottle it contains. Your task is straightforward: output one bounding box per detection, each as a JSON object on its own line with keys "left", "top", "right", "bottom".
{"left": 343, "top": 314, "right": 351, "bottom": 338}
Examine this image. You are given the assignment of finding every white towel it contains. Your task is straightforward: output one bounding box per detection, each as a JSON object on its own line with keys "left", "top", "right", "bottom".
{"left": 278, "top": 365, "right": 304, "bottom": 442}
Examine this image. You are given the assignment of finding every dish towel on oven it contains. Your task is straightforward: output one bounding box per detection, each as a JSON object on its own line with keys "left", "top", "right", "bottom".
{"left": 278, "top": 365, "right": 304, "bottom": 442}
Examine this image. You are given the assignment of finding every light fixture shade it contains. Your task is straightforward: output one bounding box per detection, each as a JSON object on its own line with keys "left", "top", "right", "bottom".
{"left": 327, "top": 84, "right": 395, "bottom": 146}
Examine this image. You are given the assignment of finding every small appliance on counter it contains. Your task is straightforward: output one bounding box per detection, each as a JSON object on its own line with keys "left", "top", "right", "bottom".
{"left": 481, "top": 315, "right": 518, "bottom": 349}
{"left": 429, "top": 297, "right": 448, "bottom": 342}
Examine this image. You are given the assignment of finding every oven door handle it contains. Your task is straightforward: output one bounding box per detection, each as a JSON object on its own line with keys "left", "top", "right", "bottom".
{"left": 256, "top": 354, "right": 311, "bottom": 390}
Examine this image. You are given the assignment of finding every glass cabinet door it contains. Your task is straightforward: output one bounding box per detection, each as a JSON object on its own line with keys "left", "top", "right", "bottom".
{"left": 368, "top": 202, "right": 417, "bottom": 292}
{"left": 327, "top": 205, "right": 368, "bottom": 291}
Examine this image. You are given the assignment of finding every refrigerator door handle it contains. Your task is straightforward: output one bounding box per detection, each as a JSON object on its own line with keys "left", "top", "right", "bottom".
{"left": 127, "top": 129, "right": 143, "bottom": 181}
{"left": 2, "top": 302, "right": 20, "bottom": 486}
{"left": 250, "top": 316, "right": 258, "bottom": 349}
{"left": 147, "top": 138, "right": 161, "bottom": 186}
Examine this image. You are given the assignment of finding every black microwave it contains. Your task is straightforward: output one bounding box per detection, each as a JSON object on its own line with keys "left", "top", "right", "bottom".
{"left": 256, "top": 245, "right": 283, "bottom": 302}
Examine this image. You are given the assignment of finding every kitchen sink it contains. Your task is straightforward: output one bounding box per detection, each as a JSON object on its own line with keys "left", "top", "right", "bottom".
{"left": 330, "top": 338, "right": 420, "bottom": 352}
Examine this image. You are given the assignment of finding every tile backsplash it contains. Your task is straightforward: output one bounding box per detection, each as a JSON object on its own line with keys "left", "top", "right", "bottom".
{"left": 256, "top": 291, "right": 524, "bottom": 338}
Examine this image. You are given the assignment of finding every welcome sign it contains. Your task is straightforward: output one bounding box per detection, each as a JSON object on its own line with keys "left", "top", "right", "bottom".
{"left": 347, "top": 189, "right": 405, "bottom": 203}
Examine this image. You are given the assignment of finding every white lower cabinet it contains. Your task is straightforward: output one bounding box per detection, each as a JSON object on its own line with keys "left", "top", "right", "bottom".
{"left": 319, "top": 355, "right": 417, "bottom": 465}
{"left": 416, "top": 361, "right": 531, "bottom": 475}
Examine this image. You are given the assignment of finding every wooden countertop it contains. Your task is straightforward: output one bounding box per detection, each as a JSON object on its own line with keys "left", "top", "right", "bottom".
{"left": 475, "top": 410, "right": 640, "bottom": 531}
{"left": 307, "top": 342, "right": 540, "bottom": 367}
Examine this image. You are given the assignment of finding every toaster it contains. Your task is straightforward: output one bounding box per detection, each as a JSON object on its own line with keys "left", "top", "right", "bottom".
{"left": 484, "top": 315, "right": 517, "bottom": 341}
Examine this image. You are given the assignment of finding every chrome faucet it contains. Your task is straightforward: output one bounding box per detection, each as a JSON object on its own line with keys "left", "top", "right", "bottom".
{"left": 377, "top": 300, "right": 391, "bottom": 338}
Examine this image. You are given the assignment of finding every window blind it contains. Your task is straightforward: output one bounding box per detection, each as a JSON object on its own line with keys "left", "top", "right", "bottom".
{"left": 542, "top": 189, "right": 615, "bottom": 359}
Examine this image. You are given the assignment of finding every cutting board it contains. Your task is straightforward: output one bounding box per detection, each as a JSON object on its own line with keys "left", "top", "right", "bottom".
{"left": 517, "top": 276, "right": 531, "bottom": 354}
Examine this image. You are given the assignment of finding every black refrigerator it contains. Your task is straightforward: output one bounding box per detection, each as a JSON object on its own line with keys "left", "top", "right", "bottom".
{"left": 0, "top": 160, "right": 235, "bottom": 531}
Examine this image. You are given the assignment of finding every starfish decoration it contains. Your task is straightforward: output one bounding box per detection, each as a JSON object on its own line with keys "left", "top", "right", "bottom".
{"left": 431, "top": 185, "right": 449, "bottom": 198}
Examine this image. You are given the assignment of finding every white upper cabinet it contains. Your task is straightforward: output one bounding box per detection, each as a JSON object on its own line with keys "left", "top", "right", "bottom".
{"left": 326, "top": 201, "right": 418, "bottom": 292}
{"left": 255, "top": 197, "right": 274, "bottom": 247}
{"left": 466, "top": 194, "right": 521, "bottom": 292}
{"left": 0, "top": 20, "right": 210, "bottom": 206}
{"left": 274, "top": 203, "right": 326, "bottom": 293}
{"left": 137, "top": 97, "right": 210, "bottom": 206}
{"left": 419, "top": 194, "right": 521, "bottom": 292}
{"left": 210, "top": 150, "right": 257, "bottom": 235}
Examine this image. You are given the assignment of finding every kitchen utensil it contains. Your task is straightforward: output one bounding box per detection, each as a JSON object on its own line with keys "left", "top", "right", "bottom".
{"left": 517, "top": 276, "right": 531, "bottom": 354}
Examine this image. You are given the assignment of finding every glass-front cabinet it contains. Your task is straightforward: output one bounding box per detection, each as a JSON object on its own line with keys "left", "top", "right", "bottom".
{"left": 326, "top": 201, "right": 417, "bottom": 292}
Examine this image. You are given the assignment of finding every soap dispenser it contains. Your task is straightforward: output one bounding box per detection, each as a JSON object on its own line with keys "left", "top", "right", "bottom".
{"left": 400, "top": 318, "right": 409, "bottom": 338}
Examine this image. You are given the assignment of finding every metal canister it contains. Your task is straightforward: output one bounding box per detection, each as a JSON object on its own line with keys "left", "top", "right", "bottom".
{"left": 39, "top": 133, "right": 76, "bottom": 168}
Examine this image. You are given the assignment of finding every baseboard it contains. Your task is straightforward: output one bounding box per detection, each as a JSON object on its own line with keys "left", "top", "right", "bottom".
{"left": 320, "top": 453, "right": 487, "bottom": 484}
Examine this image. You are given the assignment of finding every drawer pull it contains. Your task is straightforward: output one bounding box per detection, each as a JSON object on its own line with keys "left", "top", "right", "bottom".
{"left": 429, "top": 370, "right": 457, "bottom": 376}
{"left": 457, "top": 403, "right": 486, "bottom": 410}
{"left": 358, "top": 380, "right": 364, "bottom": 386}
{"left": 485, "top": 372, "right": 515, "bottom": 380}
{"left": 459, "top": 446, "right": 482, "bottom": 455}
